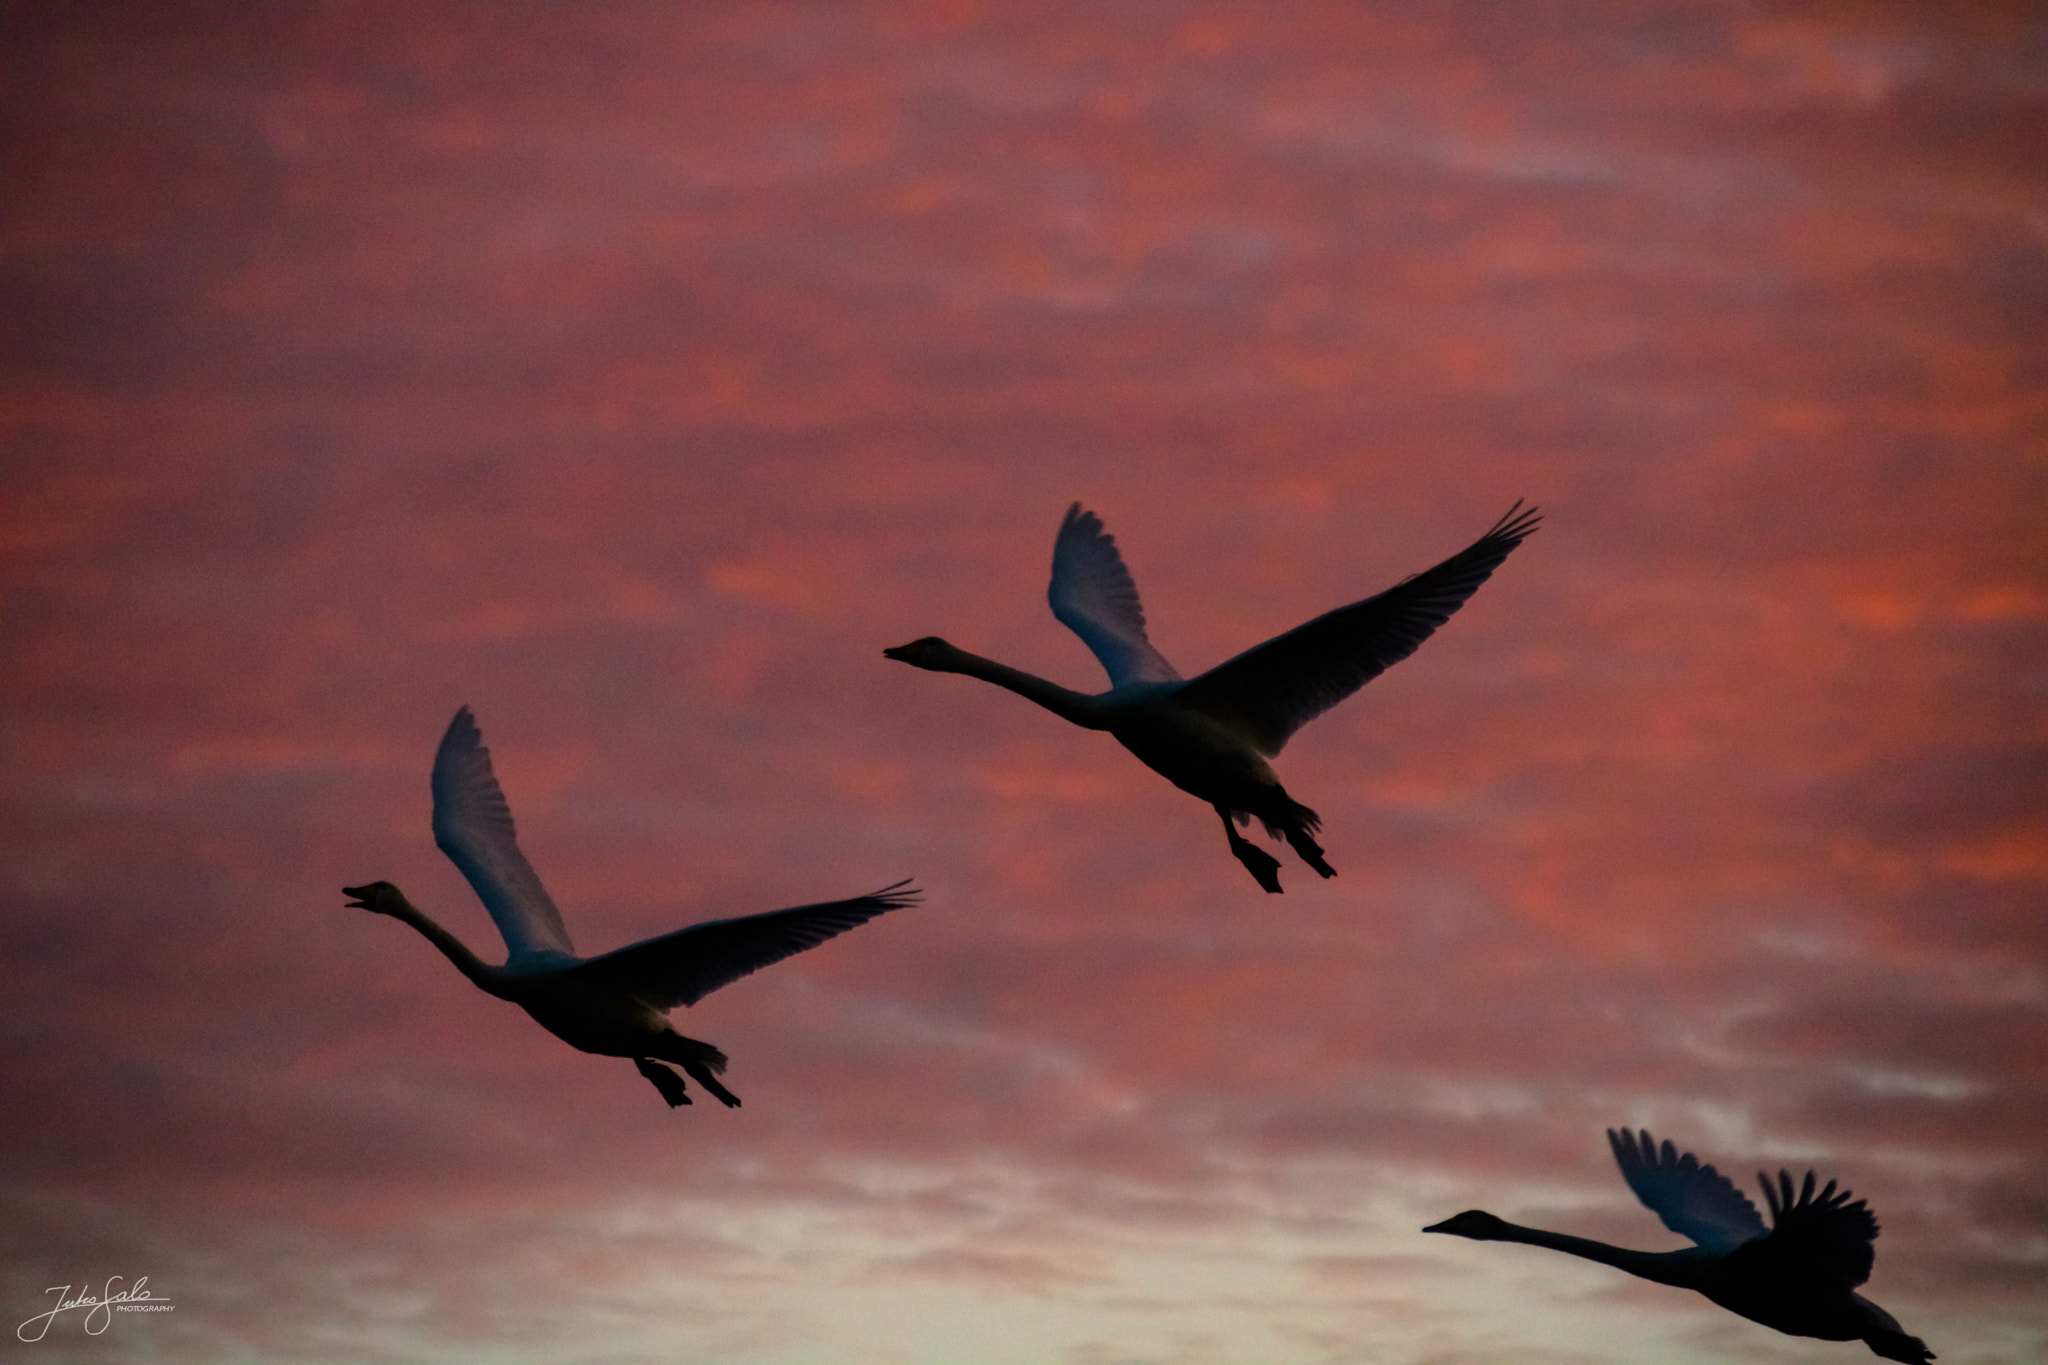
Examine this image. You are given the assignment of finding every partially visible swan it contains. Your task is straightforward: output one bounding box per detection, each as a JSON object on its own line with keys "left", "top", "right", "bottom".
{"left": 885, "top": 501, "right": 1539, "bottom": 891}
{"left": 1424, "top": 1128, "right": 1933, "bottom": 1363}
{"left": 345, "top": 706, "right": 917, "bottom": 1109}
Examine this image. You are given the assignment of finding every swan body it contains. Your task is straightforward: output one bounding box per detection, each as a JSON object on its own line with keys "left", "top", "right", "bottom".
{"left": 1424, "top": 1128, "right": 1933, "bottom": 1362}
{"left": 885, "top": 501, "right": 1540, "bottom": 891}
{"left": 346, "top": 706, "right": 917, "bottom": 1109}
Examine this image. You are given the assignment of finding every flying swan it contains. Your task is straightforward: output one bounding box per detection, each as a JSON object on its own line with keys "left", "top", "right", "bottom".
{"left": 1424, "top": 1128, "right": 1933, "bottom": 1362}
{"left": 885, "top": 501, "right": 1539, "bottom": 891}
{"left": 345, "top": 706, "right": 917, "bottom": 1109}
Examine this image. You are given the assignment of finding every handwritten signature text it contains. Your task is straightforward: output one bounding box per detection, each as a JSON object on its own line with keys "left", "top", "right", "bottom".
{"left": 17, "top": 1277, "right": 173, "bottom": 1342}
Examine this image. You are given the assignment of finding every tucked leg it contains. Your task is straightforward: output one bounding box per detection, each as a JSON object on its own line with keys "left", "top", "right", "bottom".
{"left": 1216, "top": 805, "right": 1284, "bottom": 894}
{"left": 635, "top": 1057, "right": 693, "bottom": 1107}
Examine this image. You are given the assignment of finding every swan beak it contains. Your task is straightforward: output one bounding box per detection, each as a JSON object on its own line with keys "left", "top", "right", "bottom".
{"left": 1420, "top": 1218, "right": 1455, "bottom": 1234}
{"left": 881, "top": 643, "right": 914, "bottom": 661}
{"left": 343, "top": 882, "right": 394, "bottom": 911}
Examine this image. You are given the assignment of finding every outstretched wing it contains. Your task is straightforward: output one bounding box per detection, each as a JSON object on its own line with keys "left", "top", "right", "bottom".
{"left": 1750, "top": 1167, "right": 1880, "bottom": 1290}
{"left": 1048, "top": 503, "right": 1181, "bottom": 687}
{"left": 430, "top": 707, "right": 576, "bottom": 960}
{"left": 560, "top": 881, "right": 919, "bottom": 1009}
{"left": 1608, "top": 1128, "right": 1768, "bottom": 1254}
{"left": 1175, "top": 502, "right": 1540, "bottom": 755}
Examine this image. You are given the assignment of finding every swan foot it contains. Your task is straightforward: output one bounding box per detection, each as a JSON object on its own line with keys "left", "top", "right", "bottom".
{"left": 679, "top": 1058, "right": 742, "bottom": 1109}
{"left": 653, "top": 1033, "right": 741, "bottom": 1108}
{"left": 1234, "top": 840, "right": 1284, "bottom": 893}
{"left": 634, "top": 1058, "right": 693, "bottom": 1107}
{"left": 1284, "top": 826, "right": 1337, "bottom": 879}
{"left": 1217, "top": 806, "right": 1284, "bottom": 893}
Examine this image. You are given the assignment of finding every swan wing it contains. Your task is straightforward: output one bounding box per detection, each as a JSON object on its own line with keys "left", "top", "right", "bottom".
{"left": 1608, "top": 1128, "right": 1768, "bottom": 1254}
{"left": 562, "top": 881, "right": 918, "bottom": 1009}
{"left": 1174, "top": 503, "right": 1540, "bottom": 755}
{"left": 429, "top": 707, "right": 577, "bottom": 959}
{"left": 1049, "top": 503, "right": 1182, "bottom": 686}
{"left": 1752, "top": 1168, "right": 1880, "bottom": 1289}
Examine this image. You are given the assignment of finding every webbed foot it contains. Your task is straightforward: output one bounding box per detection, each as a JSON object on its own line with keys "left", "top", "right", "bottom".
{"left": 1216, "top": 803, "right": 1285, "bottom": 893}
{"left": 635, "top": 1057, "right": 693, "bottom": 1107}
{"left": 1232, "top": 839, "right": 1285, "bottom": 893}
{"left": 679, "top": 1059, "right": 742, "bottom": 1109}
{"left": 1285, "top": 826, "right": 1337, "bottom": 879}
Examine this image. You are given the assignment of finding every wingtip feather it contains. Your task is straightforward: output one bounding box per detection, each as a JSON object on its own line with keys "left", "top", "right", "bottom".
{"left": 865, "top": 878, "right": 922, "bottom": 911}
{"left": 1486, "top": 499, "right": 1543, "bottom": 544}
{"left": 1057, "top": 501, "right": 1103, "bottom": 543}
{"left": 1761, "top": 1169, "right": 1792, "bottom": 1221}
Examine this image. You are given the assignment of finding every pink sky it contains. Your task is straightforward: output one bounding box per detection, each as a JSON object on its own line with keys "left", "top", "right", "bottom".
{"left": 3, "top": 3, "right": 2044, "bottom": 1362}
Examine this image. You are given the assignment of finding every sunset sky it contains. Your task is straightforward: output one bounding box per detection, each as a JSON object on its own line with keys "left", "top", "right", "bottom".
{"left": 3, "top": 3, "right": 2044, "bottom": 1362}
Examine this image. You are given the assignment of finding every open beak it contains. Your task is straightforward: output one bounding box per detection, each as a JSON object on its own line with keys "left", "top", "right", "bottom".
{"left": 881, "top": 643, "right": 914, "bottom": 661}
{"left": 341, "top": 884, "right": 374, "bottom": 908}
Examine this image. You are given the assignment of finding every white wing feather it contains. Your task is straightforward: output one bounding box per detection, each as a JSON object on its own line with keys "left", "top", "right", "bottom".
{"left": 1048, "top": 503, "right": 1181, "bottom": 687}
{"left": 430, "top": 707, "right": 577, "bottom": 960}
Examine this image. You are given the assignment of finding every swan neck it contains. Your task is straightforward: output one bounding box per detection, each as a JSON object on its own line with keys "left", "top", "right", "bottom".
{"left": 392, "top": 901, "right": 514, "bottom": 999}
{"left": 1488, "top": 1222, "right": 1701, "bottom": 1288}
{"left": 943, "top": 649, "right": 1105, "bottom": 727}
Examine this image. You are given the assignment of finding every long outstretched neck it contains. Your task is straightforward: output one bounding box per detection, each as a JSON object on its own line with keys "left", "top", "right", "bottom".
{"left": 939, "top": 648, "right": 1108, "bottom": 728}
{"left": 387, "top": 898, "right": 515, "bottom": 999}
{"left": 1486, "top": 1222, "right": 1705, "bottom": 1289}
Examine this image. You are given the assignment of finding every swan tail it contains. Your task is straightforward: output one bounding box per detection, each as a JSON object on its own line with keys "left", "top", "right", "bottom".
{"left": 1253, "top": 790, "right": 1322, "bottom": 838}
{"left": 654, "top": 1031, "right": 730, "bottom": 1072}
{"left": 1289, "top": 794, "right": 1323, "bottom": 836}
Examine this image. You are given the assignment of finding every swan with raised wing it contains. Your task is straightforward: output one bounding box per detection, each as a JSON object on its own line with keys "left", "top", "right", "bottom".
{"left": 345, "top": 707, "right": 917, "bottom": 1109}
{"left": 885, "top": 501, "right": 1538, "bottom": 892}
{"left": 1424, "top": 1128, "right": 1933, "bottom": 1362}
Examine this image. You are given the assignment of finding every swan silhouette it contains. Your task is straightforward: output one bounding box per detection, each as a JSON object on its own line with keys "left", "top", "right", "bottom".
{"left": 1424, "top": 1128, "right": 1933, "bottom": 1362}
{"left": 885, "top": 501, "right": 1539, "bottom": 891}
{"left": 345, "top": 706, "right": 917, "bottom": 1109}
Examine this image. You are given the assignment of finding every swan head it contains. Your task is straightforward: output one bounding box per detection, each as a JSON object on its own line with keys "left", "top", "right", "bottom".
{"left": 1422, "top": 1210, "right": 1512, "bottom": 1240}
{"left": 883, "top": 637, "right": 960, "bottom": 670}
{"left": 343, "top": 881, "right": 412, "bottom": 918}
